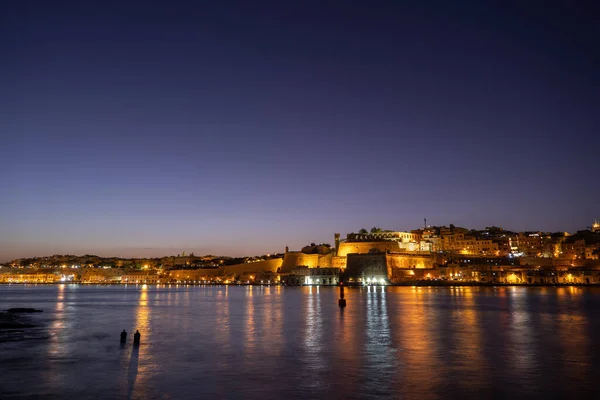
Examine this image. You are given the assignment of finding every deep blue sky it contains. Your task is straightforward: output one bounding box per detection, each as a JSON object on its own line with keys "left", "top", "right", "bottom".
{"left": 1, "top": 1, "right": 598, "bottom": 261}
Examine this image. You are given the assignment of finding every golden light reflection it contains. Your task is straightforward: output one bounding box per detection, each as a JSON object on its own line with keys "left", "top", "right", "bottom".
{"left": 365, "top": 286, "right": 393, "bottom": 394}
{"left": 449, "top": 287, "right": 488, "bottom": 388}
{"left": 134, "top": 286, "right": 151, "bottom": 341}
{"left": 395, "top": 288, "right": 443, "bottom": 399}
{"left": 215, "top": 285, "right": 231, "bottom": 369}
{"left": 261, "top": 286, "right": 284, "bottom": 357}
{"left": 507, "top": 289, "right": 535, "bottom": 372}
{"left": 48, "top": 284, "right": 66, "bottom": 358}
{"left": 130, "top": 284, "right": 155, "bottom": 394}
{"left": 555, "top": 288, "right": 591, "bottom": 382}
{"left": 244, "top": 285, "right": 256, "bottom": 352}
{"left": 333, "top": 287, "right": 361, "bottom": 394}
{"left": 121, "top": 284, "right": 152, "bottom": 399}
{"left": 304, "top": 285, "right": 322, "bottom": 347}
{"left": 42, "top": 284, "right": 70, "bottom": 387}
{"left": 302, "top": 284, "right": 325, "bottom": 378}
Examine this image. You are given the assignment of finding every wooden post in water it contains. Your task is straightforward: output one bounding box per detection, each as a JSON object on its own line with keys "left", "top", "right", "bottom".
{"left": 338, "top": 282, "right": 346, "bottom": 308}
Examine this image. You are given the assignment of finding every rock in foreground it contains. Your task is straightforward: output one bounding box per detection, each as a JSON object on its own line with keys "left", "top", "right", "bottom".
{"left": 0, "top": 312, "right": 37, "bottom": 329}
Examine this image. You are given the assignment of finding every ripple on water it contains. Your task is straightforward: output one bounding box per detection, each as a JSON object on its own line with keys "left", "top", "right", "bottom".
{"left": 1, "top": 285, "right": 600, "bottom": 399}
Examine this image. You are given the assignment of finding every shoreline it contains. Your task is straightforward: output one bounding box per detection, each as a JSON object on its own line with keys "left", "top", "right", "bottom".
{"left": 1, "top": 282, "right": 600, "bottom": 288}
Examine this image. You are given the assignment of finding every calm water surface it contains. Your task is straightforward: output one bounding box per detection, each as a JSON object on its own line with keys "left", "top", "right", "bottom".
{"left": 1, "top": 285, "right": 600, "bottom": 399}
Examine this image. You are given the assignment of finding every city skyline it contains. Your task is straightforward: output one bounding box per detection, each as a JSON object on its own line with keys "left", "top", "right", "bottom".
{"left": 2, "top": 1, "right": 598, "bottom": 262}
{"left": 2, "top": 219, "right": 598, "bottom": 263}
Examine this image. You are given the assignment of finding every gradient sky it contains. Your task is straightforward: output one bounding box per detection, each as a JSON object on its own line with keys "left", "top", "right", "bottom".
{"left": 1, "top": 1, "right": 599, "bottom": 261}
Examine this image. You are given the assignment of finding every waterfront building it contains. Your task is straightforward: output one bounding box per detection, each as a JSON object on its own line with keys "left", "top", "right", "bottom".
{"left": 0, "top": 269, "right": 62, "bottom": 283}
{"left": 282, "top": 267, "right": 341, "bottom": 286}
{"left": 121, "top": 271, "right": 161, "bottom": 284}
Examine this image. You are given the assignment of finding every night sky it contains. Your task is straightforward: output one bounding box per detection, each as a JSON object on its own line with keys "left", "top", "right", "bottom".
{"left": 1, "top": 1, "right": 598, "bottom": 261}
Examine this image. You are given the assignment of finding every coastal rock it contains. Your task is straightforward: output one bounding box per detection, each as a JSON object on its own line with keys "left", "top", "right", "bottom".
{"left": 0, "top": 313, "right": 37, "bottom": 329}
{"left": 5, "top": 308, "right": 43, "bottom": 313}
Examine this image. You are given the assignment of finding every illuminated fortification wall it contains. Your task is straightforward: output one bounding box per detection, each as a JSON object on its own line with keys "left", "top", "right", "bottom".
{"left": 317, "top": 252, "right": 334, "bottom": 267}
{"left": 386, "top": 254, "right": 435, "bottom": 269}
{"left": 331, "top": 256, "right": 347, "bottom": 268}
{"left": 170, "top": 259, "right": 284, "bottom": 280}
{"left": 170, "top": 268, "right": 224, "bottom": 281}
{"left": 280, "top": 252, "right": 320, "bottom": 273}
{"left": 224, "top": 258, "right": 283, "bottom": 275}
{"left": 337, "top": 241, "right": 401, "bottom": 257}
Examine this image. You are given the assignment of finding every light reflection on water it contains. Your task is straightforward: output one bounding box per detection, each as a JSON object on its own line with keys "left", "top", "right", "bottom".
{"left": 2, "top": 285, "right": 600, "bottom": 399}
{"left": 395, "top": 286, "right": 445, "bottom": 399}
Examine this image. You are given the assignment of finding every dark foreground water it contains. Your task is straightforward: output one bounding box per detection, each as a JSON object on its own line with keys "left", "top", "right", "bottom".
{"left": 1, "top": 285, "right": 600, "bottom": 399}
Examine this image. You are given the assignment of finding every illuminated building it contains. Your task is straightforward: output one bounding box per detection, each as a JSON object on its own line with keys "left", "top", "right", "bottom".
{"left": 441, "top": 233, "right": 499, "bottom": 255}
{"left": 121, "top": 271, "right": 161, "bottom": 284}
{"left": 282, "top": 267, "right": 341, "bottom": 285}
{"left": 0, "top": 270, "right": 62, "bottom": 283}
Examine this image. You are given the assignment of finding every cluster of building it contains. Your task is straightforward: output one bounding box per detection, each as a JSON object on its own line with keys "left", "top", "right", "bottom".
{"left": 2, "top": 221, "right": 600, "bottom": 286}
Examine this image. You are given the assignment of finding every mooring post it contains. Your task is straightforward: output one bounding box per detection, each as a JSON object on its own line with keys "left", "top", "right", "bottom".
{"left": 120, "top": 329, "right": 127, "bottom": 344}
{"left": 338, "top": 282, "right": 346, "bottom": 308}
{"left": 133, "top": 330, "right": 141, "bottom": 346}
